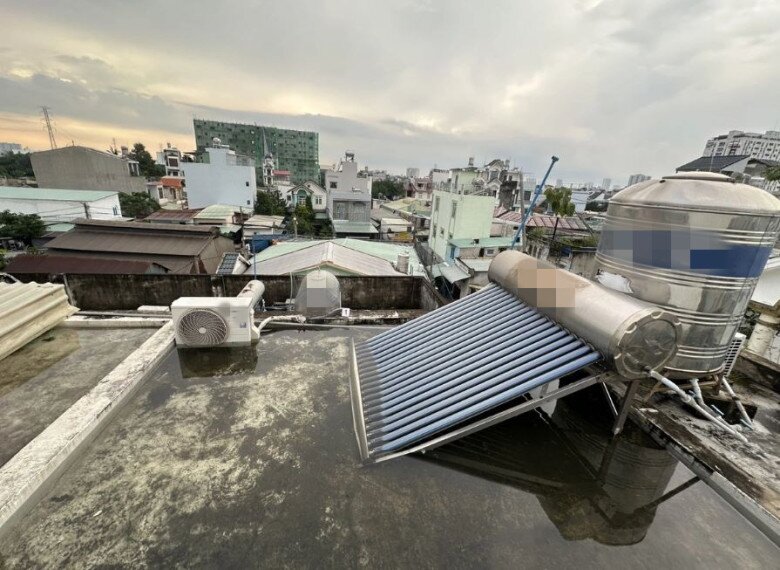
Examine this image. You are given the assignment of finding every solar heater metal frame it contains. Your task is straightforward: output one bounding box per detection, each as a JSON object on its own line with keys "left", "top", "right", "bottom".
{"left": 350, "top": 338, "right": 613, "bottom": 465}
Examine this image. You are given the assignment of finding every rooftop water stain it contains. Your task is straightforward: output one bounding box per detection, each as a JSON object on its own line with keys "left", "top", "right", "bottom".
{"left": 0, "top": 329, "right": 776, "bottom": 568}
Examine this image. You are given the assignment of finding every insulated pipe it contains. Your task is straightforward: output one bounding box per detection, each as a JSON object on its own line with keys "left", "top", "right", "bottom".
{"left": 488, "top": 251, "right": 681, "bottom": 379}
{"left": 237, "top": 280, "right": 265, "bottom": 307}
{"left": 647, "top": 370, "right": 748, "bottom": 443}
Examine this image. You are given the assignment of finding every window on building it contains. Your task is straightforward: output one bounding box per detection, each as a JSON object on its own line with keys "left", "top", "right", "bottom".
{"left": 434, "top": 196, "right": 440, "bottom": 212}
{"left": 246, "top": 181, "right": 250, "bottom": 186}
{"left": 315, "top": 196, "right": 323, "bottom": 205}
{"left": 113, "top": 206, "right": 119, "bottom": 215}
{"left": 330, "top": 181, "right": 338, "bottom": 189}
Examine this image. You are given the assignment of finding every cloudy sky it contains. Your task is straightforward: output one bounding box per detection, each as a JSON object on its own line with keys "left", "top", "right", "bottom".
{"left": 1, "top": 0, "right": 778, "bottom": 185}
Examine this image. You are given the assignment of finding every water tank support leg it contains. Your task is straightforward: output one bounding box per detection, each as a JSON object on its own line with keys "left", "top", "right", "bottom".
{"left": 611, "top": 379, "right": 641, "bottom": 436}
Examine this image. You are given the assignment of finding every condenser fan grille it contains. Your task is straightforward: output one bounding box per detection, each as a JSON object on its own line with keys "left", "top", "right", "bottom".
{"left": 177, "top": 308, "right": 229, "bottom": 346}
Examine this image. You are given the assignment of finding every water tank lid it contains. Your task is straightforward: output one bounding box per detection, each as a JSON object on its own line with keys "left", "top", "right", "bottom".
{"left": 611, "top": 173, "right": 780, "bottom": 215}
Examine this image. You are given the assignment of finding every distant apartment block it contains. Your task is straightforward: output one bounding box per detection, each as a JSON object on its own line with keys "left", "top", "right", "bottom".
{"left": 703, "top": 130, "right": 780, "bottom": 161}
{"left": 0, "top": 142, "right": 23, "bottom": 154}
{"left": 406, "top": 167, "right": 420, "bottom": 178}
{"left": 193, "top": 119, "right": 319, "bottom": 184}
{"left": 601, "top": 178, "right": 612, "bottom": 190}
{"left": 627, "top": 173, "right": 651, "bottom": 186}
{"left": 31, "top": 146, "right": 146, "bottom": 194}
{"left": 181, "top": 142, "right": 256, "bottom": 209}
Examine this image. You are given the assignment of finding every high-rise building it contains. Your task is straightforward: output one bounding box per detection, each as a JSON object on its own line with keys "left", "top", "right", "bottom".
{"left": 193, "top": 119, "right": 319, "bottom": 185}
{"left": 602, "top": 178, "right": 611, "bottom": 190}
{"left": 406, "top": 167, "right": 420, "bottom": 178}
{"left": 627, "top": 173, "right": 651, "bottom": 186}
{"left": 703, "top": 130, "right": 780, "bottom": 161}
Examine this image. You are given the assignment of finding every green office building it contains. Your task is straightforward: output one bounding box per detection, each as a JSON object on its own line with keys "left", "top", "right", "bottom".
{"left": 193, "top": 119, "right": 319, "bottom": 185}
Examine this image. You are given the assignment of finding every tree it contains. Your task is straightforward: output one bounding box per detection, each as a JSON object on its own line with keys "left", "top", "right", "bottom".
{"left": 0, "top": 152, "right": 34, "bottom": 178}
{"left": 255, "top": 188, "right": 288, "bottom": 215}
{"left": 544, "top": 187, "right": 576, "bottom": 217}
{"left": 0, "top": 210, "right": 46, "bottom": 245}
{"left": 128, "top": 143, "right": 165, "bottom": 178}
{"left": 119, "top": 192, "right": 160, "bottom": 219}
{"left": 372, "top": 179, "right": 404, "bottom": 200}
{"left": 767, "top": 166, "right": 780, "bottom": 182}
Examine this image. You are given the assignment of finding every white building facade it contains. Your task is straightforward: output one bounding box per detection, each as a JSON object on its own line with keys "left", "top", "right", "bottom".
{"left": 181, "top": 145, "right": 256, "bottom": 209}
{"left": 429, "top": 185, "right": 495, "bottom": 261}
{"left": 0, "top": 187, "right": 122, "bottom": 222}
{"left": 325, "top": 152, "right": 374, "bottom": 235}
{"left": 703, "top": 130, "right": 780, "bottom": 161}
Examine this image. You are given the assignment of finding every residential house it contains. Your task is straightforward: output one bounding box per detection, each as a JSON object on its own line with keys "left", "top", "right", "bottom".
{"left": 181, "top": 141, "right": 256, "bottom": 209}
{"left": 429, "top": 178, "right": 495, "bottom": 262}
{"left": 0, "top": 186, "right": 122, "bottom": 222}
{"left": 155, "top": 144, "right": 185, "bottom": 177}
{"left": 287, "top": 181, "right": 328, "bottom": 217}
{"left": 43, "top": 219, "right": 234, "bottom": 274}
{"left": 324, "top": 152, "right": 376, "bottom": 238}
{"left": 30, "top": 146, "right": 146, "bottom": 194}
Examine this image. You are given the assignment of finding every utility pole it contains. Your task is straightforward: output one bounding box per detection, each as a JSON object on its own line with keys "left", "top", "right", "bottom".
{"left": 41, "top": 106, "right": 57, "bottom": 149}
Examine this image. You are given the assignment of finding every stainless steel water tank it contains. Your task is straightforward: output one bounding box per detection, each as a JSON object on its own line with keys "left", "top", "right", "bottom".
{"left": 596, "top": 172, "right": 780, "bottom": 378}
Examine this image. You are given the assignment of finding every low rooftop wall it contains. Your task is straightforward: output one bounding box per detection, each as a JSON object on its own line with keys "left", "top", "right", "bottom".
{"left": 11, "top": 273, "right": 445, "bottom": 312}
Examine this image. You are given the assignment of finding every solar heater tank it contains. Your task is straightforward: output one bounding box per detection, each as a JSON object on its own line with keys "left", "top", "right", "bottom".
{"left": 596, "top": 172, "right": 780, "bottom": 378}
{"left": 489, "top": 251, "right": 681, "bottom": 379}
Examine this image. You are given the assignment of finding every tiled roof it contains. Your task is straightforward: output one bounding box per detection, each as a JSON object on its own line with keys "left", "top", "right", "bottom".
{"left": 495, "top": 210, "right": 589, "bottom": 231}
{"left": 160, "top": 177, "right": 184, "bottom": 188}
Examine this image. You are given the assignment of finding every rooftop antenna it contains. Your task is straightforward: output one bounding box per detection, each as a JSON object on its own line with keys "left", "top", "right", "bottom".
{"left": 41, "top": 106, "right": 57, "bottom": 149}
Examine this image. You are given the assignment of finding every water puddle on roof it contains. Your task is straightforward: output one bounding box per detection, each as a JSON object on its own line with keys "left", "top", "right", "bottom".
{"left": 0, "top": 329, "right": 776, "bottom": 567}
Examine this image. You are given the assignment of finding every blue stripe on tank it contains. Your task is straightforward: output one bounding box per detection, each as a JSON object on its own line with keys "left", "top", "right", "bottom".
{"left": 599, "top": 229, "right": 772, "bottom": 278}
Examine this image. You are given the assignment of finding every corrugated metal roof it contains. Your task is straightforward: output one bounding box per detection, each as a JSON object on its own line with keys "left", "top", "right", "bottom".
{"left": 431, "top": 262, "right": 470, "bottom": 282}
{"left": 5, "top": 254, "right": 164, "bottom": 274}
{"left": 145, "top": 209, "right": 203, "bottom": 222}
{"left": 0, "top": 281, "right": 78, "bottom": 361}
{"left": 350, "top": 284, "right": 601, "bottom": 463}
{"left": 460, "top": 258, "right": 493, "bottom": 272}
{"left": 43, "top": 223, "right": 75, "bottom": 233}
{"left": 332, "top": 221, "right": 379, "bottom": 234}
{"left": 45, "top": 220, "right": 223, "bottom": 258}
{"left": 250, "top": 241, "right": 402, "bottom": 276}
{"left": 0, "top": 186, "right": 117, "bottom": 201}
{"left": 250, "top": 239, "right": 424, "bottom": 276}
{"left": 195, "top": 204, "right": 240, "bottom": 219}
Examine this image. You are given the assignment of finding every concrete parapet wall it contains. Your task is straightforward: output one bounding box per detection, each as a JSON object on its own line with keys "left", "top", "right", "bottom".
{"left": 12, "top": 274, "right": 445, "bottom": 312}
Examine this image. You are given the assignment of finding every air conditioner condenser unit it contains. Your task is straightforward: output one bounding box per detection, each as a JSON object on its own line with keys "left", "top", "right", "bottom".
{"left": 171, "top": 280, "right": 265, "bottom": 348}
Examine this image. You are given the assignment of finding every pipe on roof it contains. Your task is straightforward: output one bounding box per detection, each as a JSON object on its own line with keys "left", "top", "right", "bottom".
{"left": 488, "top": 250, "right": 681, "bottom": 379}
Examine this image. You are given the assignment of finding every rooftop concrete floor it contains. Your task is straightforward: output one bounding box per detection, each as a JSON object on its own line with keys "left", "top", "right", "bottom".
{"left": 0, "top": 327, "right": 155, "bottom": 467}
{"left": 0, "top": 329, "right": 777, "bottom": 567}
